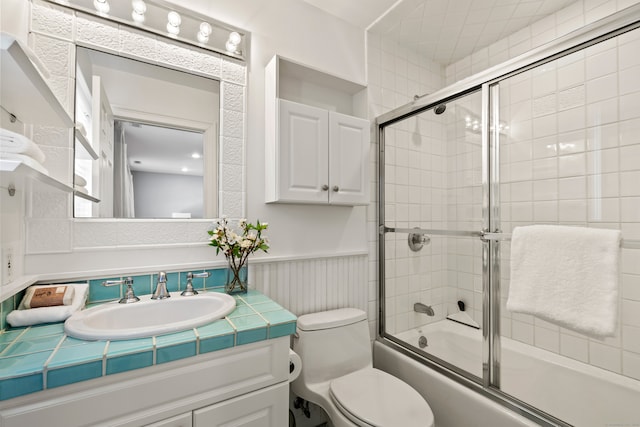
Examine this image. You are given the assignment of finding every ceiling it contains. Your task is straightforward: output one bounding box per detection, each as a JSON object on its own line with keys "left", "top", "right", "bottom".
{"left": 304, "top": 0, "right": 578, "bottom": 65}
{"left": 121, "top": 122, "right": 204, "bottom": 177}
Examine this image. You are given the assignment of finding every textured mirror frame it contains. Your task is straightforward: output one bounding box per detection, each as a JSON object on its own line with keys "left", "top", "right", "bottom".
{"left": 25, "top": 0, "right": 247, "bottom": 254}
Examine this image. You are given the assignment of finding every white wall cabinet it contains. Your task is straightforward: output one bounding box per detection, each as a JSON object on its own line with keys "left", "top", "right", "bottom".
{"left": 265, "top": 55, "right": 369, "bottom": 206}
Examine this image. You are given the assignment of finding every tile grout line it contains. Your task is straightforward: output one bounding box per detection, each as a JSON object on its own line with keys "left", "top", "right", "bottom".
{"left": 1, "top": 327, "right": 30, "bottom": 357}
{"left": 102, "top": 341, "right": 110, "bottom": 376}
{"left": 225, "top": 317, "right": 238, "bottom": 347}
{"left": 152, "top": 336, "right": 157, "bottom": 365}
{"left": 42, "top": 334, "right": 67, "bottom": 390}
{"left": 193, "top": 328, "right": 200, "bottom": 355}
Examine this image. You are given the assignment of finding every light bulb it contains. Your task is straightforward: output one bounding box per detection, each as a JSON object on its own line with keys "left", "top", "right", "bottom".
{"left": 197, "top": 23, "right": 211, "bottom": 44}
{"left": 167, "top": 11, "right": 181, "bottom": 26}
{"left": 93, "top": 0, "right": 110, "bottom": 14}
{"left": 225, "top": 40, "right": 237, "bottom": 53}
{"left": 228, "top": 31, "right": 241, "bottom": 45}
{"left": 132, "top": 11, "right": 144, "bottom": 23}
{"left": 200, "top": 22, "right": 212, "bottom": 36}
{"left": 132, "top": 0, "right": 146, "bottom": 14}
{"left": 131, "top": 0, "right": 145, "bottom": 22}
{"left": 167, "top": 11, "right": 181, "bottom": 35}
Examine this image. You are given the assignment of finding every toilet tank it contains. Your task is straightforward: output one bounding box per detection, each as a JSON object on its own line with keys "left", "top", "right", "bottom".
{"left": 293, "top": 308, "right": 372, "bottom": 386}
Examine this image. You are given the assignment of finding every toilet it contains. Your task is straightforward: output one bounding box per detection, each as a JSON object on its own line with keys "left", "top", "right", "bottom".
{"left": 291, "top": 308, "right": 435, "bottom": 427}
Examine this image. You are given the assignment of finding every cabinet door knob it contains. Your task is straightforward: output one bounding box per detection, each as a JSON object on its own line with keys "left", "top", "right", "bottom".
{"left": 332, "top": 186, "right": 339, "bottom": 192}
{"left": 321, "top": 185, "right": 329, "bottom": 191}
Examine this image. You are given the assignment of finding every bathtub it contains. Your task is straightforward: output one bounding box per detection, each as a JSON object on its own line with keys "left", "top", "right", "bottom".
{"left": 377, "top": 320, "right": 640, "bottom": 427}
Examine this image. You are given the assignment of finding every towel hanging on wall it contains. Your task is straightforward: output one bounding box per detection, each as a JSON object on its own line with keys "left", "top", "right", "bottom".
{"left": 506, "top": 224, "right": 621, "bottom": 337}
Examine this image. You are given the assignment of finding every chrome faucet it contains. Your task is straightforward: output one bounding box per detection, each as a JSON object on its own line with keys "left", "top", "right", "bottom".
{"left": 102, "top": 277, "right": 140, "bottom": 304}
{"left": 414, "top": 302, "right": 435, "bottom": 316}
{"left": 151, "top": 271, "right": 171, "bottom": 300}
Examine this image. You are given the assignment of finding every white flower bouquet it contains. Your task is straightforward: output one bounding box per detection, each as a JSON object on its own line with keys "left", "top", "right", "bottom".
{"left": 208, "top": 218, "right": 269, "bottom": 293}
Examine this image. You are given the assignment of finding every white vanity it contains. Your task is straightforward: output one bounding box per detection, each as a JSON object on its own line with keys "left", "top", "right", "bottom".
{"left": 0, "top": 337, "right": 290, "bottom": 426}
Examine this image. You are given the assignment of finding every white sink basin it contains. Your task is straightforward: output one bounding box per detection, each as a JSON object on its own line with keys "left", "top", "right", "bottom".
{"left": 64, "top": 292, "right": 236, "bottom": 340}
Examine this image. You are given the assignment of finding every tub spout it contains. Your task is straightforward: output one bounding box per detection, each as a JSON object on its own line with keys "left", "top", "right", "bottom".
{"left": 414, "top": 302, "right": 434, "bottom": 316}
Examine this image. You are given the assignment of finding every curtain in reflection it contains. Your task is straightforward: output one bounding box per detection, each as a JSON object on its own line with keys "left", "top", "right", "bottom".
{"left": 113, "top": 124, "right": 135, "bottom": 217}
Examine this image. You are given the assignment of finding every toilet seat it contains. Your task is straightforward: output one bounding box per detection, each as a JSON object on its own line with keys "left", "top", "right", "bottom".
{"left": 329, "top": 368, "right": 434, "bottom": 427}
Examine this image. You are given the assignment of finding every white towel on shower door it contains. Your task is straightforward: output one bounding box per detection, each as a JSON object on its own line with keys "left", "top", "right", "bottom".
{"left": 506, "top": 225, "right": 621, "bottom": 337}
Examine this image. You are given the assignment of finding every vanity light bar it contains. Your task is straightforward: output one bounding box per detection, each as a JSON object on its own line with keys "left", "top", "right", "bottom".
{"left": 44, "top": 0, "right": 248, "bottom": 61}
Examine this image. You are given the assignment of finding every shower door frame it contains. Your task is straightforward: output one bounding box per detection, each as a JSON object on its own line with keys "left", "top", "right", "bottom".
{"left": 376, "top": 4, "right": 640, "bottom": 426}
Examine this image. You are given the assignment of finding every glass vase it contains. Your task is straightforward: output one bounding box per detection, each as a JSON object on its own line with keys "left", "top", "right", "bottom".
{"left": 225, "top": 263, "right": 248, "bottom": 294}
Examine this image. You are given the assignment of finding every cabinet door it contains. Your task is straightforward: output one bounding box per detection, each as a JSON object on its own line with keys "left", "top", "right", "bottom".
{"left": 193, "top": 382, "right": 288, "bottom": 427}
{"left": 277, "top": 99, "right": 328, "bottom": 203}
{"left": 328, "top": 111, "right": 370, "bottom": 205}
{"left": 144, "top": 412, "right": 192, "bottom": 427}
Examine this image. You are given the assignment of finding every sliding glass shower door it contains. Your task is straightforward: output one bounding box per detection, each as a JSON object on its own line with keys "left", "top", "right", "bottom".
{"left": 496, "top": 26, "right": 640, "bottom": 426}
{"left": 380, "top": 89, "right": 485, "bottom": 379}
{"left": 378, "top": 19, "right": 640, "bottom": 427}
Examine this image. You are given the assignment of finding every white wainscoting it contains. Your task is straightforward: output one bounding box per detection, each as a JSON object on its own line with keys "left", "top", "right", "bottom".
{"left": 250, "top": 255, "right": 369, "bottom": 317}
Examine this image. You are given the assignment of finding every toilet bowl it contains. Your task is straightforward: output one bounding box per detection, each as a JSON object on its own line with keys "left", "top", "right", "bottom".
{"left": 291, "top": 308, "right": 434, "bottom": 427}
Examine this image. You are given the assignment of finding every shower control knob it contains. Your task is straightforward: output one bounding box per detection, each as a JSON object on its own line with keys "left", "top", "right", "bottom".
{"left": 321, "top": 184, "right": 329, "bottom": 191}
{"left": 332, "top": 186, "right": 339, "bottom": 192}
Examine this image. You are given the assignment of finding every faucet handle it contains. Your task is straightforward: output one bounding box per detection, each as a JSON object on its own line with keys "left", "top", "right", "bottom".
{"left": 102, "top": 277, "right": 139, "bottom": 303}
{"left": 182, "top": 271, "right": 210, "bottom": 296}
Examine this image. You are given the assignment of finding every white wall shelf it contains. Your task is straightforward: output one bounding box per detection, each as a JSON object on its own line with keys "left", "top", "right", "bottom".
{"left": 1, "top": 274, "right": 38, "bottom": 302}
{"left": 74, "top": 190, "right": 100, "bottom": 203}
{"left": 0, "top": 159, "right": 73, "bottom": 194}
{"left": 0, "top": 33, "right": 73, "bottom": 128}
{"left": 75, "top": 130, "right": 98, "bottom": 160}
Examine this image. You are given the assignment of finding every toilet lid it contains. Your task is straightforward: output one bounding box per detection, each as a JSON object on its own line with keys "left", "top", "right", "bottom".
{"left": 329, "top": 368, "right": 434, "bottom": 427}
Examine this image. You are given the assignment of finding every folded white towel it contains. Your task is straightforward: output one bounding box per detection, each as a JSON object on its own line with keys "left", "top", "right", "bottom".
{"left": 0, "top": 128, "right": 46, "bottom": 164}
{"left": 0, "top": 153, "right": 49, "bottom": 175}
{"left": 74, "top": 173, "right": 87, "bottom": 187}
{"left": 506, "top": 225, "right": 621, "bottom": 337}
{"left": 6, "top": 283, "right": 89, "bottom": 327}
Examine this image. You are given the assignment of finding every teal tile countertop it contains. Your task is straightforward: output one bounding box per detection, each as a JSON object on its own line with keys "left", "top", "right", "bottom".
{"left": 0, "top": 290, "right": 296, "bottom": 401}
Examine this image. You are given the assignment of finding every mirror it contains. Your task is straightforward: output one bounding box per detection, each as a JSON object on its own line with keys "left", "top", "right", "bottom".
{"left": 73, "top": 46, "right": 220, "bottom": 219}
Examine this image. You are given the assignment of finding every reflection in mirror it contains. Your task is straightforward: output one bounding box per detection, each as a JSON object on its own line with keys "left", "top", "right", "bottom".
{"left": 114, "top": 121, "right": 204, "bottom": 218}
{"left": 73, "top": 47, "right": 220, "bottom": 219}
